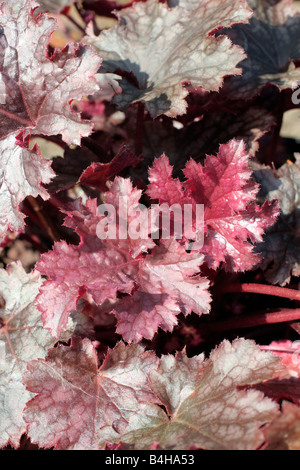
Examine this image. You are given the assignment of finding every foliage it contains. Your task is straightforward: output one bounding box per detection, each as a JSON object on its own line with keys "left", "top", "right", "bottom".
{"left": 1, "top": 0, "right": 300, "bottom": 451}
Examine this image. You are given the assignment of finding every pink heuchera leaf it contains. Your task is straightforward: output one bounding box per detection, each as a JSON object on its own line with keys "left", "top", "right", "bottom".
{"left": 23, "top": 338, "right": 280, "bottom": 450}
{"left": 0, "top": 0, "right": 101, "bottom": 241}
{"left": 146, "top": 139, "right": 280, "bottom": 271}
{"left": 35, "top": 180, "right": 157, "bottom": 338}
{"left": 107, "top": 338, "right": 281, "bottom": 450}
{"left": 84, "top": 0, "right": 251, "bottom": 117}
{"left": 114, "top": 238, "right": 211, "bottom": 343}
{"left": 36, "top": 178, "right": 211, "bottom": 341}
{"left": 0, "top": 262, "right": 74, "bottom": 448}
{"left": 261, "top": 340, "right": 300, "bottom": 379}
{"left": 23, "top": 338, "right": 159, "bottom": 450}
{"left": 0, "top": 0, "right": 101, "bottom": 145}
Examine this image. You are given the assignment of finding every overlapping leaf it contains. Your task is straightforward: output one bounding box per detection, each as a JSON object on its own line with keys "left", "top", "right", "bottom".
{"left": 36, "top": 178, "right": 211, "bottom": 341}
{"left": 114, "top": 238, "right": 211, "bottom": 343}
{"left": 0, "top": 0, "right": 101, "bottom": 144}
{"left": 105, "top": 338, "right": 280, "bottom": 450}
{"left": 146, "top": 139, "right": 279, "bottom": 271}
{"left": 0, "top": 135, "right": 54, "bottom": 241}
{"left": 0, "top": 0, "right": 101, "bottom": 241}
{"left": 129, "top": 106, "right": 275, "bottom": 182}
{"left": 78, "top": 146, "right": 141, "bottom": 190}
{"left": 48, "top": 145, "right": 140, "bottom": 193}
{"left": 0, "top": 262, "right": 75, "bottom": 448}
{"left": 23, "top": 339, "right": 159, "bottom": 449}
{"left": 84, "top": 0, "right": 251, "bottom": 117}
{"left": 220, "top": 0, "right": 300, "bottom": 99}
{"left": 265, "top": 401, "right": 300, "bottom": 450}
{"left": 253, "top": 155, "right": 300, "bottom": 285}
{"left": 254, "top": 340, "right": 300, "bottom": 406}
{"left": 22, "top": 337, "right": 280, "bottom": 450}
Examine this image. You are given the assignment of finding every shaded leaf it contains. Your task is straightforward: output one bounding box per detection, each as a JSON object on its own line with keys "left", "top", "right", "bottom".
{"left": 84, "top": 0, "right": 251, "bottom": 117}
{"left": 49, "top": 145, "right": 140, "bottom": 193}
{"left": 220, "top": 0, "right": 300, "bottom": 99}
{"left": 37, "top": 0, "right": 75, "bottom": 12}
{"left": 253, "top": 155, "right": 300, "bottom": 285}
{"left": 131, "top": 107, "right": 275, "bottom": 182}
{"left": 265, "top": 401, "right": 300, "bottom": 450}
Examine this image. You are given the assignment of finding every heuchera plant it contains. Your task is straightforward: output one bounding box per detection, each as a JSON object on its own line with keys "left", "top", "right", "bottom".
{"left": 1, "top": 0, "right": 300, "bottom": 451}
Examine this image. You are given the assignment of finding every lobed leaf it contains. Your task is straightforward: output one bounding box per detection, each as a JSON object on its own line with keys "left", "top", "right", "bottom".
{"left": 0, "top": 135, "right": 54, "bottom": 241}
{"left": 253, "top": 156, "right": 300, "bottom": 285}
{"left": 84, "top": 0, "right": 251, "bottom": 117}
{"left": 0, "top": 262, "right": 74, "bottom": 448}
{"left": 23, "top": 337, "right": 281, "bottom": 450}
{"left": 220, "top": 0, "right": 300, "bottom": 99}
{"left": 108, "top": 338, "right": 281, "bottom": 450}
{"left": 147, "top": 139, "right": 280, "bottom": 271}
{"left": 24, "top": 339, "right": 159, "bottom": 450}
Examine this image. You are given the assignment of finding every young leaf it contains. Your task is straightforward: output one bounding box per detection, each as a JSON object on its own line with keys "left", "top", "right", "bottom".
{"left": 78, "top": 146, "right": 141, "bottom": 190}
{"left": 36, "top": 179, "right": 211, "bottom": 341}
{"left": 147, "top": 139, "right": 280, "bottom": 271}
{"left": 48, "top": 145, "right": 140, "bottom": 193}
{"left": 114, "top": 238, "right": 211, "bottom": 343}
{"left": 84, "top": 0, "right": 251, "bottom": 117}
